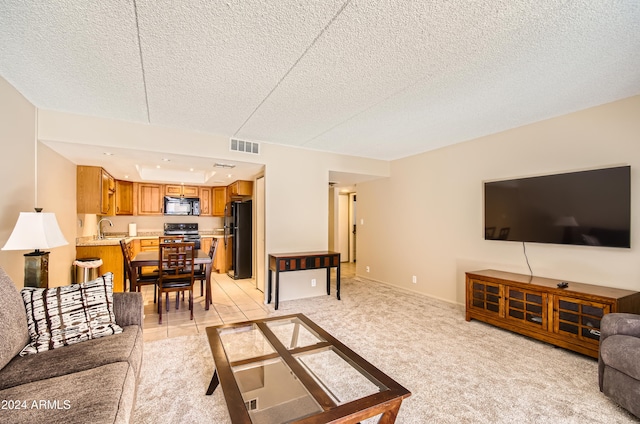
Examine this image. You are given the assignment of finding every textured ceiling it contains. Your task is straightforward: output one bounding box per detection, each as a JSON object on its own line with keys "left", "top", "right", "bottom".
{"left": 1, "top": 0, "right": 639, "bottom": 164}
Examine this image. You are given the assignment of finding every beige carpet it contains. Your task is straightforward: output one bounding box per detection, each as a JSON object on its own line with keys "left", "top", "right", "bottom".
{"left": 134, "top": 276, "right": 639, "bottom": 423}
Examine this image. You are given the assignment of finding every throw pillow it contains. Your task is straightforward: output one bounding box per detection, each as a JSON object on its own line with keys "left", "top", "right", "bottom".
{"left": 19, "top": 272, "right": 123, "bottom": 356}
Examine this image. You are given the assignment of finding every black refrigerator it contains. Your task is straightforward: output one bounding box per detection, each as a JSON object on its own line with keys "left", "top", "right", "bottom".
{"left": 224, "top": 200, "right": 252, "bottom": 279}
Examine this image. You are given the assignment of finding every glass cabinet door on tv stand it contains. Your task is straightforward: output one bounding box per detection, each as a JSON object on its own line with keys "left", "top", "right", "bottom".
{"left": 465, "top": 269, "right": 640, "bottom": 358}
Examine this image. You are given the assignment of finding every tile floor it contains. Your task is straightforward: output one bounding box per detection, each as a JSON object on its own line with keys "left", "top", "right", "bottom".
{"left": 141, "top": 262, "right": 356, "bottom": 342}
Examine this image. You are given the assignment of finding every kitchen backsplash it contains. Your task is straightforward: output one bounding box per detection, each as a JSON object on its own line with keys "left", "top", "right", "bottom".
{"left": 77, "top": 214, "right": 224, "bottom": 239}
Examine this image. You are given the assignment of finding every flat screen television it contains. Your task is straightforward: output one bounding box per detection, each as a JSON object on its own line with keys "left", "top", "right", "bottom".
{"left": 484, "top": 166, "right": 630, "bottom": 248}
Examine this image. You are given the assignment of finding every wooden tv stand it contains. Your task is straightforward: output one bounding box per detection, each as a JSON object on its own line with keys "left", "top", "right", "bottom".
{"left": 465, "top": 269, "right": 640, "bottom": 358}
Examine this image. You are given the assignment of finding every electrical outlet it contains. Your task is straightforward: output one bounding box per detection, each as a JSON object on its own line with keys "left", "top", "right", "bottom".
{"left": 366, "top": 266, "right": 370, "bottom": 273}
{"left": 311, "top": 278, "right": 316, "bottom": 287}
{"left": 412, "top": 275, "right": 417, "bottom": 284}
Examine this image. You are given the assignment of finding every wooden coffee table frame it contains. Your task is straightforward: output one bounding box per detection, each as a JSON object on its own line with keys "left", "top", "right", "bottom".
{"left": 206, "top": 314, "right": 411, "bottom": 423}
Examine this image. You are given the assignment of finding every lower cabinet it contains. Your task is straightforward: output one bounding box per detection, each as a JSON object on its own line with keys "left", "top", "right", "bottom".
{"left": 466, "top": 269, "right": 640, "bottom": 358}
{"left": 139, "top": 238, "right": 159, "bottom": 251}
{"left": 201, "top": 236, "right": 227, "bottom": 273}
{"left": 76, "top": 244, "right": 127, "bottom": 293}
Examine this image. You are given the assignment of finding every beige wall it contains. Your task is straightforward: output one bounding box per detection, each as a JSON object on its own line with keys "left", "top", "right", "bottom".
{"left": 37, "top": 109, "right": 390, "bottom": 300}
{"left": 357, "top": 95, "right": 640, "bottom": 305}
{"left": 37, "top": 143, "right": 78, "bottom": 287}
{"left": 19, "top": 84, "right": 639, "bottom": 305}
{"left": 0, "top": 77, "right": 36, "bottom": 284}
{"left": 0, "top": 77, "right": 76, "bottom": 287}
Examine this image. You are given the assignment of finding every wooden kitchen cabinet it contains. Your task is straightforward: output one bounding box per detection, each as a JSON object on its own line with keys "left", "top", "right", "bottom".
{"left": 213, "top": 187, "right": 227, "bottom": 216}
{"left": 130, "top": 239, "right": 141, "bottom": 258}
{"left": 215, "top": 238, "right": 227, "bottom": 273}
{"left": 77, "top": 166, "right": 115, "bottom": 215}
{"left": 200, "top": 187, "right": 212, "bottom": 216}
{"left": 228, "top": 180, "right": 253, "bottom": 199}
{"left": 165, "top": 184, "right": 198, "bottom": 197}
{"left": 201, "top": 237, "right": 211, "bottom": 253}
{"left": 201, "top": 236, "right": 226, "bottom": 273}
{"left": 76, "top": 243, "right": 127, "bottom": 292}
{"left": 137, "top": 183, "right": 163, "bottom": 215}
{"left": 139, "top": 238, "right": 159, "bottom": 251}
{"left": 115, "top": 180, "right": 134, "bottom": 215}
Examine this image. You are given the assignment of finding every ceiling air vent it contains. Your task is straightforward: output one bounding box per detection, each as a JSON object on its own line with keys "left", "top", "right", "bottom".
{"left": 230, "top": 138, "right": 260, "bottom": 155}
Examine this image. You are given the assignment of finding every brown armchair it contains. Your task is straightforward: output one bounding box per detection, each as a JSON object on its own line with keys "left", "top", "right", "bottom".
{"left": 598, "top": 313, "right": 640, "bottom": 418}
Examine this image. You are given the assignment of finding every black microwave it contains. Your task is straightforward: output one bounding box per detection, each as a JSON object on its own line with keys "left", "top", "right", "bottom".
{"left": 163, "top": 196, "right": 200, "bottom": 216}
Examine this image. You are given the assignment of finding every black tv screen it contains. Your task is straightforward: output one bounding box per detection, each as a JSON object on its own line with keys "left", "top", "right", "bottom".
{"left": 484, "top": 166, "right": 631, "bottom": 248}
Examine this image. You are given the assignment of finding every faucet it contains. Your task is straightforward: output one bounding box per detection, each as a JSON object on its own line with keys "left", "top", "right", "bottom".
{"left": 97, "top": 218, "right": 113, "bottom": 240}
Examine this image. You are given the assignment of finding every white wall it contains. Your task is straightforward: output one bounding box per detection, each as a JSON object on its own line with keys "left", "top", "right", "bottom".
{"left": 357, "top": 95, "right": 640, "bottom": 305}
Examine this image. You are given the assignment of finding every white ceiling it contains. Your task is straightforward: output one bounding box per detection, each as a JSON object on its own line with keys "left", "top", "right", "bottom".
{"left": 1, "top": 0, "right": 639, "bottom": 183}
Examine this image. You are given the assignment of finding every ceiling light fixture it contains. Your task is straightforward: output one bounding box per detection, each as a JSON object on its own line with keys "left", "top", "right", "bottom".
{"left": 103, "top": 152, "right": 114, "bottom": 156}
{"left": 214, "top": 162, "right": 236, "bottom": 169}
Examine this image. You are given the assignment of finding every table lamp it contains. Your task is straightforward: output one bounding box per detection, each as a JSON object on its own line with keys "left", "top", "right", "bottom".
{"left": 2, "top": 208, "right": 68, "bottom": 288}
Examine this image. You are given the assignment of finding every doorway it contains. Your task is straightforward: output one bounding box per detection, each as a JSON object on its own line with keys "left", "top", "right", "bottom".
{"left": 255, "top": 176, "right": 265, "bottom": 292}
{"left": 334, "top": 191, "right": 356, "bottom": 263}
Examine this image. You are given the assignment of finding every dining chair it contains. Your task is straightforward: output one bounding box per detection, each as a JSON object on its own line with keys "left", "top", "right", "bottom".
{"left": 157, "top": 241, "right": 196, "bottom": 324}
{"left": 120, "top": 239, "right": 158, "bottom": 302}
{"left": 159, "top": 235, "right": 186, "bottom": 300}
{"left": 194, "top": 238, "right": 218, "bottom": 299}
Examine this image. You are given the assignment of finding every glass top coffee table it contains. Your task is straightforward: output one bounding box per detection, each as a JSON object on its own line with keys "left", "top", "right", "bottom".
{"left": 206, "top": 314, "right": 411, "bottom": 423}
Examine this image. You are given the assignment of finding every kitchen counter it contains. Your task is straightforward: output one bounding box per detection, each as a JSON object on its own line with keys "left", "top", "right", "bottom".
{"left": 76, "top": 234, "right": 158, "bottom": 247}
{"left": 76, "top": 231, "right": 227, "bottom": 291}
{"left": 76, "top": 232, "right": 224, "bottom": 246}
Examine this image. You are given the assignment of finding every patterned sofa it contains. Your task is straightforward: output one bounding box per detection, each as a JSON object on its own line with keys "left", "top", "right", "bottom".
{"left": 0, "top": 266, "right": 143, "bottom": 423}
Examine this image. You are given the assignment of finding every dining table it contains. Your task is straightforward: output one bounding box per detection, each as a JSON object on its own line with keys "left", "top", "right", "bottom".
{"left": 130, "top": 250, "right": 214, "bottom": 310}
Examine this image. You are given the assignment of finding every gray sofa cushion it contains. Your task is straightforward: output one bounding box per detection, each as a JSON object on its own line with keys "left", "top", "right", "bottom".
{"left": 0, "top": 324, "right": 142, "bottom": 391}
{"left": 113, "top": 292, "right": 144, "bottom": 327}
{"left": 0, "top": 267, "right": 30, "bottom": 370}
{"left": 0, "top": 362, "right": 137, "bottom": 424}
{"left": 600, "top": 334, "right": 640, "bottom": 381}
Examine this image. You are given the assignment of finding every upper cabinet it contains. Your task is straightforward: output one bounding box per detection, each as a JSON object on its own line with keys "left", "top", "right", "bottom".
{"left": 228, "top": 180, "right": 253, "bottom": 201}
{"left": 137, "top": 183, "right": 163, "bottom": 215}
{"left": 77, "top": 166, "right": 251, "bottom": 218}
{"left": 200, "top": 187, "right": 212, "bottom": 216}
{"left": 115, "top": 180, "right": 134, "bottom": 215}
{"left": 77, "top": 166, "right": 115, "bottom": 215}
{"left": 165, "top": 184, "right": 198, "bottom": 197}
{"left": 213, "top": 187, "right": 226, "bottom": 216}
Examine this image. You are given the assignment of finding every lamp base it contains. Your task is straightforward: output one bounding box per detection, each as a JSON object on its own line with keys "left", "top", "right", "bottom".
{"left": 24, "top": 251, "right": 49, "bottom": 288}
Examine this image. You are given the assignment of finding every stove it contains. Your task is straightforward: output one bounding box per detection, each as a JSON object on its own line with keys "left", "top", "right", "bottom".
{"left": 164, "top": 223, "right": 201, "bottom": 249}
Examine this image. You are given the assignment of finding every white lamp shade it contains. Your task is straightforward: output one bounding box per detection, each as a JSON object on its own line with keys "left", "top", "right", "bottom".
{"left": 2, "top": 212, "right": 68, "bottom": 251}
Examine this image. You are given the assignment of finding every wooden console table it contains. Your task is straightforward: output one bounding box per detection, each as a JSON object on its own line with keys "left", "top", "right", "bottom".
{"left": 466, "top": 269, "right": 640, "bottom": 358}
{"left": 268, "top": 251, "right": 340, "bottom": 310}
